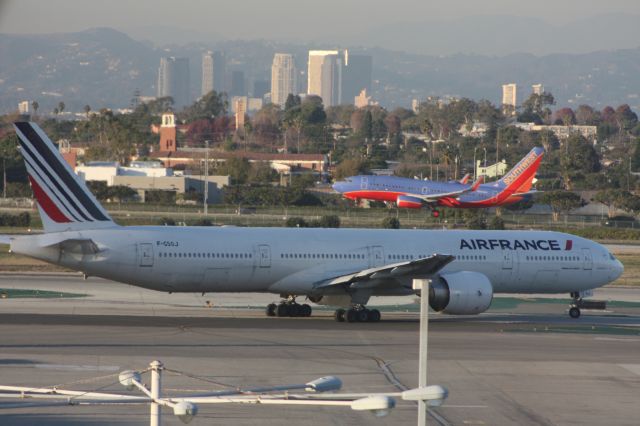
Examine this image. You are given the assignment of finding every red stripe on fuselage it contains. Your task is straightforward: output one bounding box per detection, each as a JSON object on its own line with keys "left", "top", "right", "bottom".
{"left": 343, "top": 190, "right": 404, "bottom": 202}
{"left": 28, "top": 175, "right": 72, "bottom": 223}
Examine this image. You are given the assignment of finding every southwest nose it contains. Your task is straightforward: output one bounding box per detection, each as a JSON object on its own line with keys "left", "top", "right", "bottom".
{"left": 332, "top": 182, "right": 345, "bottom": 193}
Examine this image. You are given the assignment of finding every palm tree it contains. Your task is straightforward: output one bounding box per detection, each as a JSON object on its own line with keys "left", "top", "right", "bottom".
{"left": 31, "top": 101, "right": 39, "bottom": 117}
{"left": 84, "top": 105, "right": 91, "bottom": 119}
{"left": 58, "top": 101, "right": 65, "bottom": 114}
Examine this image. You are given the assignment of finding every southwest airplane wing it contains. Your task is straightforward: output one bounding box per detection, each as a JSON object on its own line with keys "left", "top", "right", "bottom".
{"left": 314, "top": 254, "right": 455, "bottom": 290}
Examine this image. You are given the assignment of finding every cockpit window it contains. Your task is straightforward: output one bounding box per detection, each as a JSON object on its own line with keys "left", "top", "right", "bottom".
{"left": 609, "top": 253, "right": 616, "bottom": 261}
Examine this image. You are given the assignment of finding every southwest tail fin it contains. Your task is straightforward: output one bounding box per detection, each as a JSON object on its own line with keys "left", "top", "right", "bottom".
{"left": 458, "top": 173, "right": 471, "bottom": 184}
{"left": 13, "top": 122, "right": 117, "bottom": 233}
{"left": 470, "top": 175, "right": 484, "bottom": 191}
{"left": 495, "top": 147, "right": 544, "bottom": 196}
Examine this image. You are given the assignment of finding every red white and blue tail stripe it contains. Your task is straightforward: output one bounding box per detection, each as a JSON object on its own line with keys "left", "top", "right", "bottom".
{"left": 13, "top": 122, "right": 116, "bottom": 233}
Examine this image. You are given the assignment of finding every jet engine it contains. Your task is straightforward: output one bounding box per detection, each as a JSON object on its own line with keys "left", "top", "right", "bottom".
{"left": 396, "top": 195, "right": 423, "bottom": 209}
{"left": 428, "top": 271, "right": 493, "bottom": 315}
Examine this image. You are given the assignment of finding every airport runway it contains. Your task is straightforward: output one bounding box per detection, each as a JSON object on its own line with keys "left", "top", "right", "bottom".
{"left": 0, "top": 275, "right": 639, "bottom": 425}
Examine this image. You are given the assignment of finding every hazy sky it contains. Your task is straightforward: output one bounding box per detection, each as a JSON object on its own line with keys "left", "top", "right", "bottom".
{"left": 2, "top": 0, "right": 640, "bottom": 40}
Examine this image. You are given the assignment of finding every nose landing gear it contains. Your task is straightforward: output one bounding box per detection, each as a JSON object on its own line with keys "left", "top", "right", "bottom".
{"left": 568, "top": 292, "right": 606, "bottom": 319}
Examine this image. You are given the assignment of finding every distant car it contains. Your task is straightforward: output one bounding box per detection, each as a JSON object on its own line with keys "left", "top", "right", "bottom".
{"left": 603, "top": 215, "right": 639, "bottom": 228}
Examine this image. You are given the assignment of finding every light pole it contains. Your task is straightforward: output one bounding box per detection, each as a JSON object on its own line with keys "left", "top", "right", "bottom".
{"left": 413, "top": 278, "right": 430, "bottom": 426}
{"left": 483, "top": 147, "right": 487, "bottom": 168}
{"left": 473, "top": 147, "right": 477, "bottom": 179}
{"left": 204, "top": 140, "right": 210, "bottom": 216}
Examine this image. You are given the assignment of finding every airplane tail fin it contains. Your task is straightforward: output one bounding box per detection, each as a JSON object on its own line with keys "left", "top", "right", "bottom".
{"left": 470, "top": 175, "right": 484, "bottom": 191}
{"left": 13, "top": 122, "right": 117, "bottom": 233}
{"left": 495, "top": 147, "right": 544, "bottom": 196}
{"left": 458, "top": 173, "right": 471, "bottom": 184}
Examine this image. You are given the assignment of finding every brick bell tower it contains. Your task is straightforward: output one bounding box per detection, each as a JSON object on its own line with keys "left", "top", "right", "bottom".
{"left": 159, "top": 112, "right": 177, "bottom": 152}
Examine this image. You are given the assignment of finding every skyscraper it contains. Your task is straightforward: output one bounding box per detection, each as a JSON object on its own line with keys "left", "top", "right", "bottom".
{"left": 231, "top": 70, "right": 246, "bottom": 97}
{"left": 307, "top": 50, "right": 342, "bottom": 107}
{"left": 271, "top": 53, "right": 297, "bottom": 107}
{"left": 502, "top": 83, "right": 517, "bottom": 115}
{"left": 157, "top": 57, "right": 190, "bottom": 108}
{"left": 201, "top": 51, "right": 226, "bottom": 96}
{"left": 341, "top": 51, "right": 372, "bottom": 106}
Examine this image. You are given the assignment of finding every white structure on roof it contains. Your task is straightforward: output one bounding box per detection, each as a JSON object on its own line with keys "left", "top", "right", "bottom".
{"left": 76, "top": 161, "right": 173, "bottom": 185}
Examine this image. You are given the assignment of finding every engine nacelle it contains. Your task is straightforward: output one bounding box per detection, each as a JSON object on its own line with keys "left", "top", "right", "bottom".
{"left": 428, "top": 271, "right": 493, "bottom": 315}
{"left": 396, "top": 195, "right": 423, "bottom": 209}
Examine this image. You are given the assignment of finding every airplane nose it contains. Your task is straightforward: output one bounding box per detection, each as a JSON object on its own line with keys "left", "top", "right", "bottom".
{"left": 614, "top": 259, "right": 624, "bottom": 280}
{"left": 332, "top": 182, "right": 344, "bottom": 193}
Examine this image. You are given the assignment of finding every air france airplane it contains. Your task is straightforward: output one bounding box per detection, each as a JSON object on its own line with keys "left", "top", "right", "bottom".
{"left": 333, "top": 147, "right": 544, "bottom": 217}
{"left": 2, "top": 123, "right": 623, "bottom": 322}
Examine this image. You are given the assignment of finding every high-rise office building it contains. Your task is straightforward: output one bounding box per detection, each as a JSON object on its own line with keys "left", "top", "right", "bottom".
{"left": 341, "top": 51, "right": 372, "bottom": 106}
{"left": 253, "top": 80, "right": 270, "bottom": 99}
{"left": 201, "top": 51, "right": 226, "bottom": 96}
{"left": 271, "top": 53, "right": 297, "bottom": 107}
{"left": 231, "top": 70, "right": 246, "bottom": 97}
{"left": 502, "top": 83, "right": 517, "bottom": 115}
{"left": 307, "top": 50, "right": 342, "bottom": 107}
{"left": 157, "top": 57, "right": 190, "bottom": 108}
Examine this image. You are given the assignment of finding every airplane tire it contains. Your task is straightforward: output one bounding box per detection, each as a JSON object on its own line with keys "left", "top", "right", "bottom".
{"left": 357, "top": 309, "right": 369, "bottom": 322}
{"left": 300, "top": 304, "right": 312, "bottom": 317}
{"left": 266, "top": 303, "right": 277, "bottom": 317}
{"left": 569, "top": 307, "right": 581, "bottom": 319}
{"left": 334, "top": 309, "right": 346, "bottom": 322}
{"left": 369, "top": 309, "right": 381, "bottom": 322}
{"left": 276, "top": 304, "right": 290, "bottom": 317}
{"left": 346, "top": 309, "right": 358, "bottom": 323}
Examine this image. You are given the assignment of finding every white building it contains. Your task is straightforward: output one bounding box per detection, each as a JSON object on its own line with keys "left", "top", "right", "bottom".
{"left": 307, "top": 50, "right": 341, "bottom": 107}
{"left": 76, "top": 161, "right": 173, "bottom": 185}
{"left": 532, "top": 84, "right": 544, "bottom": 95}
{"left": 502, "top": 83, "right": 517, "bottom": 115}
{"left": 18, "top": 101, "right": 30, "bottom": 115}
{"left": 271, "top": 53, "right": 297, "bottom": 107}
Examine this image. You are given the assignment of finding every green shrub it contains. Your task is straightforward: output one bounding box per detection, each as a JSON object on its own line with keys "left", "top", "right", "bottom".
{"left": 381, "top": 217, "right": 400, "bottom": 229}
{"left": 285, "top": 217, "right": 308, "bottom": 227}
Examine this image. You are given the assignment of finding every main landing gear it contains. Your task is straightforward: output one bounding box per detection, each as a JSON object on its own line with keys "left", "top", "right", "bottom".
{"left": 334, "top": 306, "right": 381, "bottom": 323}
{"left": 266, "top": 296, "right": 312, "bottom": 318}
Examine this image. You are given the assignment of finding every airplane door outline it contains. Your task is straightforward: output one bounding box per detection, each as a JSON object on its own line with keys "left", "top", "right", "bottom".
{"left": 138, "top": 243, "right": 154, "bottom": 267}
{"left": 361, "top": 177, "right": 369, "bottom": 190}
{"left": 582, "top": 248, "right": 593, "bottom": 270}
{"left": 502, "top": 249, "right": 513, "bottom": 269}
{"left": 370, "top": 245, "right": 384, "bottom": 267}
{"left": 258, "top": 245, "right": 271, "bottom": 268}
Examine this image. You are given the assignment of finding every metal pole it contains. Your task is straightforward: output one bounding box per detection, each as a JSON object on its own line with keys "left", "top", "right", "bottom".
{"left": 2, "top": 158, "right": 6, "bottom": 199}
{"left": 204, "top": 140, "right": 209, "bottom": 216}
{"left": 413, "top": 278, "right": 430, "bottom": 426}
{"left": 150, "top": 360, "right": 163, "bottom": 426}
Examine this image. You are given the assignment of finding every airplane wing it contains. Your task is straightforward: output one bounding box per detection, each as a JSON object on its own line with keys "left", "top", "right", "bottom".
{"left": 313, "top": 253, "right": 455, "bottom": 291}
{"left": 413, "top": 189, "right": 471, "bottom": 203}
{"left": 0, "top": 235, "right": 11, "bottom": 245}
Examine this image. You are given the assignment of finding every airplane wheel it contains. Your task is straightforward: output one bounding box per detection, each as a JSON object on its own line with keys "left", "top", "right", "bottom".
{"left": 569, "top": 307, "right": 581, "bottom": 319}
{"left": 266, "top": 303, "right": 277, "bottom": 317}
{"left": 369, "top": 309, "right": 381, "bottom": 322}
{"left": 300, "top": 304, "right": 312, "bottom": 317}
{"left": 334, "top": 309, "right": 346, "bottom": 322}
{"left": 357, "top": 309, "right": 369, "bottom": 322}
{"left": 276, "top": 304, "right": 290, "bottom": 317}
{"left": 346, "top": 309, "right": 358, "bottom": 323}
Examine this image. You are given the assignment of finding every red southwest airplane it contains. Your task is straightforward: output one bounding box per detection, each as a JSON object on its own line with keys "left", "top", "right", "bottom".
{"left": 333, "top": 147, "right": 544, "bottom": 217}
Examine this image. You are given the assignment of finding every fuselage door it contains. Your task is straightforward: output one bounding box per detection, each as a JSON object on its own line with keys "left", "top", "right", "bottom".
{"left": 138, "top": 243, "right": 154, "bottom": 267}
{"left": 258, "top": 244, "right": 271, "bottom": 268}
{"left": 502, "top": 249, "right": 513, "bottom": 269}
{"left": 361, "top": 176, "right": 369, "bottom": 190}
{"left": 582, "top": 248, "right": 593, "bottom": 270}
{"left": 370, "top": 245, "right": 385, "bottom": 267}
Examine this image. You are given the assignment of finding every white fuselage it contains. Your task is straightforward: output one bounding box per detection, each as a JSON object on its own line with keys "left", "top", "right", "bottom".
{"left": 11, "top": 227, "right": 623, "bottom": 297}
